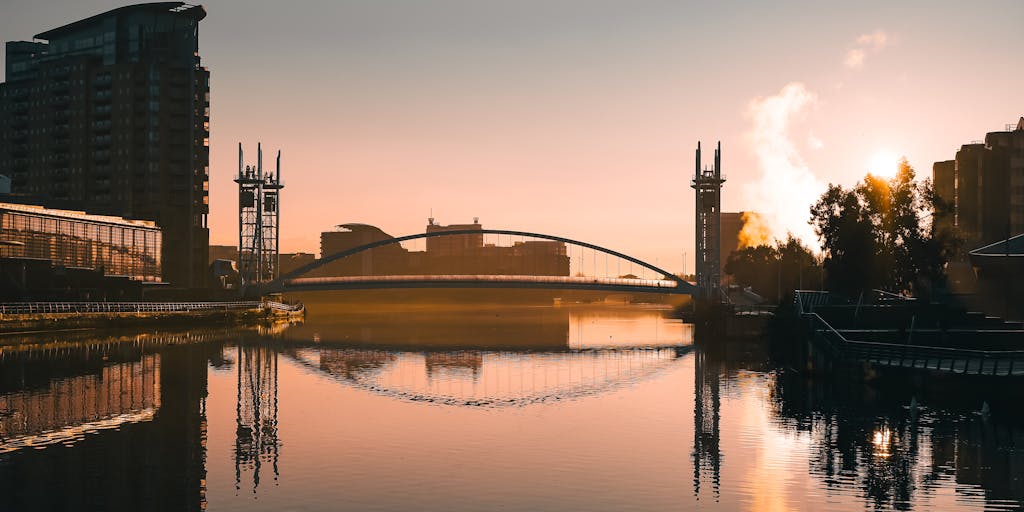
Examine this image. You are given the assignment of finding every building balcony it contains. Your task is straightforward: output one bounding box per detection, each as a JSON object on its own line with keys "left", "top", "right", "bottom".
{"left": 11, "top": 145, "right": 29, "bottom": 158}
{"left": 53, "top": 169, "right": 71, "bottom": 182}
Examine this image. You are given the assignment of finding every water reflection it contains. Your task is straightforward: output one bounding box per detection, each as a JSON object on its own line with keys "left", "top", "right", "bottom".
{"left": 0, "top": 329, "right": 227, "bottom": 511}
{"left": 234, "top": 345, "right": 281, "bottom": 494}
{"left": 282, "top": 302, "right": 690, "bottom": 350}
{"left": 286, "top": 346, "right": 687, "bottom": 407}
{"left": 0, "top": 307, "right": 1022, "bottom": 511}
{"left": 692, "top": 350, "right": 722, "bottom": 501}
{"left": 770, "top": 367, "right": 1024, "bottom": 510}
{"left": 0, "top": 350, "right": 159, "bottom": 454}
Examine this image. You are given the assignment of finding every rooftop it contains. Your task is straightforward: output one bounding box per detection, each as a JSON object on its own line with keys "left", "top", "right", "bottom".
{"left": 34, "top": 2, "right": 206, "bottom": 41}
{"left": 0, "top": 202, "right": 159, "bottom": 229}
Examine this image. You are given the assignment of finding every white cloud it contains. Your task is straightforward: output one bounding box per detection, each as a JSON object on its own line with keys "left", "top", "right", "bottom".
{"left": 844, "top": 29, "right": 890, "bottom": 70}
{"left": 844, "top": 49, "right": 866, "bottom": 70}
{"left": 856, "top": 30, "right": 889, "bottom": 50}
{"left": 744, "top": 82, "right": 826, "bottom": 250}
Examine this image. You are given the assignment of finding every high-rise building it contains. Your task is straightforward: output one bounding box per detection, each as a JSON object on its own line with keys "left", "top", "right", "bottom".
{"left": 936, "top": 118, "right": 1024, "bottom": 250}
{"left": 0, "top": 3, "right": 210, "bottom": 287}
{"left": 984, "top": 118, "right": 1024, "bottom": 237}
{"left": 932, "top": 160, "right": 955, "bottom": 235}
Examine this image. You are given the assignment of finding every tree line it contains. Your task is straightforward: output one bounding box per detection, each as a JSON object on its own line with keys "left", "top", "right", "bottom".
{"left": 724, "top": 159, "right": 958, "bottom": 302}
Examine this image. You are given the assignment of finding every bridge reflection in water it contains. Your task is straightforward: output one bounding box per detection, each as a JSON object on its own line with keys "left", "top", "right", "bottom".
{"left": 285, "top": 346, "right": 689, "bottom": 408}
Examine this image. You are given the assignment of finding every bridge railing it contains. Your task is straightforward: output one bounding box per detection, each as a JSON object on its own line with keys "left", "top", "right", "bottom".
{"left": 284, "top": 274, "right": 681, "bottom": 288}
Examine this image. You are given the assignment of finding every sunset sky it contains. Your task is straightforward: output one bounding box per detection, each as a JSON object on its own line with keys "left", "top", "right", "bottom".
{"left": 4, "top": 0, "right": 1023, "bottom": 273}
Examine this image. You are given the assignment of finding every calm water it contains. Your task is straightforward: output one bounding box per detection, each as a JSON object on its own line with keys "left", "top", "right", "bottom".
{"left": 1, "top": 300, "right": 1022, "bottom": 511}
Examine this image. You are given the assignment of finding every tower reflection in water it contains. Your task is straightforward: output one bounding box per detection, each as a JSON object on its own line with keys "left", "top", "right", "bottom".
{"left": 233, "top": 343, "right": 281, "bottom": 494}
{"left": 692, "top": 349, "right": 721, "bottom": 501}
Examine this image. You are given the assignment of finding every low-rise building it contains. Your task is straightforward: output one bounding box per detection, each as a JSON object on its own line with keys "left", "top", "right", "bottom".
{"left": 0, "top": 202, "right": 161, "bottom": 281}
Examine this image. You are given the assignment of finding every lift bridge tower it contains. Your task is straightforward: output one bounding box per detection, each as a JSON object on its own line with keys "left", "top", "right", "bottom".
{"left": 691, "top": 141, "right": 724, "bottom": 302}
{"left": 236, "top": 143, "right": 283, "bottom": 293}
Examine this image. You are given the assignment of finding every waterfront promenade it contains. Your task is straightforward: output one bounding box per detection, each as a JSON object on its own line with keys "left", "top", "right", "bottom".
{"left": 0, "top": 301, "right": 304, "bottom": 332}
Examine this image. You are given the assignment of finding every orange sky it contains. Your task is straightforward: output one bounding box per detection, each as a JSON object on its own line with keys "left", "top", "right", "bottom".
{"left": 4, "top": 1, "right": 1023, "bottom": 272}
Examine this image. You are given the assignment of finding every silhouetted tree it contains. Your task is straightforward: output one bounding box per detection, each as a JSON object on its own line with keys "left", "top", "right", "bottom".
{"left": 810, "top": 159, "right": 954, "bottom": 297}
{"left": 724, "top": 234, "right": 821, "bottom": 303}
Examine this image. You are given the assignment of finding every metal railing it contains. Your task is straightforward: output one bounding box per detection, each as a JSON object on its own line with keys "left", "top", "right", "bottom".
{"left": 285, "top": 274, "right": 680, "bottom": 288}
{"left": 263, "top": 301, "right": 304, "bottom": 313}
{"left": 0, "top": 301, "right": 262, "bottom": 315}
{"left": 795, "top": 290, "right": 1024, "bottom": 375}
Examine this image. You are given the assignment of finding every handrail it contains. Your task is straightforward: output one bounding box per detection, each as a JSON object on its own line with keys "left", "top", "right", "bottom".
{"left": 0, "top": 301, "right": 264, "bottom": 315}
{"left": 802, "top": 308, "right": 1024, "bottom": 361}
{"left": 284, "top": 274, "right": 679, "bottom": 288}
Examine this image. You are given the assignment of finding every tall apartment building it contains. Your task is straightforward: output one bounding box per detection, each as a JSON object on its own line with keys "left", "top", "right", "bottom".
{"left": 0, "top": 3, "right": 210, "bottom": 287}
{"left": 931, "top": 160, "right": 955, "bottom": 235}
{"left": 934, "top": 117, "right": 1024, "bottom": 250}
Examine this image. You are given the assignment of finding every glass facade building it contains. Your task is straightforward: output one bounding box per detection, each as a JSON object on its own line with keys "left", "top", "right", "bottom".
{"left": 0, "top": 202, "right": 161, "bottom": 281}
{"left": 0, "top": 3, "right": 209, "bottom": 287}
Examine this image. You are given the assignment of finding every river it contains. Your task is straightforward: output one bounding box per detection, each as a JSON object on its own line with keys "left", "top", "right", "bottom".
{"left": 0, "top": 299, "right": 1021, "bottom": 511}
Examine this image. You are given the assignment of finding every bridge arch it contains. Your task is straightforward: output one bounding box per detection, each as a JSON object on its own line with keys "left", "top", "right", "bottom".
{"left": 269, "top": 228, "right": 686, "bottom": 291}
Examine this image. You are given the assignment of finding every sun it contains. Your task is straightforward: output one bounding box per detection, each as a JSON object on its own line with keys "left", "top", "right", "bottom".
{"left": 868, "top": 151, "right": 900, "bottom": 178}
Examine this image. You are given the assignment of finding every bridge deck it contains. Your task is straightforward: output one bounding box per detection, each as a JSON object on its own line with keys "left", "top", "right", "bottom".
{"left": 283, "top": 274, "right": 691, "bottom": 294}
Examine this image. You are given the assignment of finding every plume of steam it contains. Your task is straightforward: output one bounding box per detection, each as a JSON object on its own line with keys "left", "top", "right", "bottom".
{"left": 738, "top": 211, "right": 772, "bottom": 248}
{"left": 744, "top": 82, "right": 825, "bottom": 251}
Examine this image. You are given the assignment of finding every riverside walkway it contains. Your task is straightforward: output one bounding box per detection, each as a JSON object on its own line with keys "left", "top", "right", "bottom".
{"left": 796, "top": 290, "right": 1024, "bottom": 377}
{"left": 0, "top": 301, "right": 304, "bottom": 332}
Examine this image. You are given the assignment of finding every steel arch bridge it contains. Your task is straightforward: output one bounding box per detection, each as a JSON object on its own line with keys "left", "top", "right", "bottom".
{"left": 261, "top": 228, "right": 697, "bottom": 295}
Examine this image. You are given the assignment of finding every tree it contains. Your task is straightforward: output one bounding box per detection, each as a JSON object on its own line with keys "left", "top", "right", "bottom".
{"left": 724, "top": 234, "right": 821, "bottom": 303}
{"left": 809, "top": 159, "right": 955, "bottom": 297}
